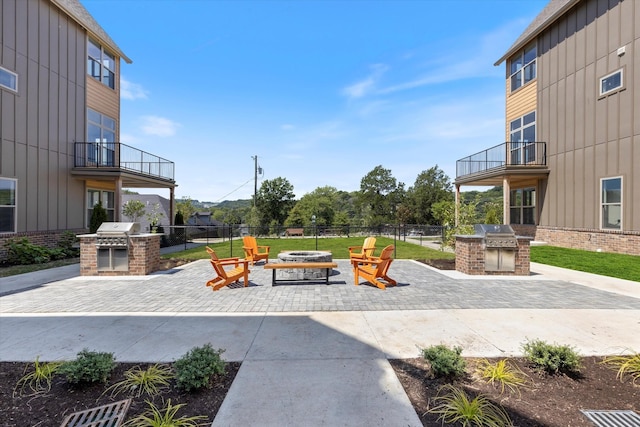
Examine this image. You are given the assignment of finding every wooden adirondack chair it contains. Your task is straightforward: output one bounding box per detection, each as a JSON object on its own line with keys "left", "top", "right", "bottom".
{"left": 205, "top": 247, "right": 250, "bottom": 291}
{"left": 351, "top": 244, "right": 397, "bottom": 290}
{"left": 348, "top": 236, "right": 377, "bottom": 261}
{"left": 242, "top": 236, "right": 270, "bottom": 265}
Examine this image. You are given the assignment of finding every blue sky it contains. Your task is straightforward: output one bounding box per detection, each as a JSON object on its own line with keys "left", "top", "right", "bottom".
{"left": 82, "top": 0, "right": 548, "bottom": 203}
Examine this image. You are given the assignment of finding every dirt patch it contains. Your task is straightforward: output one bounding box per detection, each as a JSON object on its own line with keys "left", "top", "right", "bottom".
{"left": 417, "top": 258, "right": 456, "bottom": 270}
{"left": 157, "top": 258, "right": 194, "bottom": 270}
{"left": 390, "top": 356, "right": 640, "bottom": 426}
{"left": 0, "top": 361, "right": 240, "bottom": 427}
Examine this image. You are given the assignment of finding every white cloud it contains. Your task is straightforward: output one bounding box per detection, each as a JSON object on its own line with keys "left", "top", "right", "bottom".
{"left": 342, "top": 64, "right": 388, "bottom": 99}
{"left": 140, "top": 116, "right": 181, "bottom": 137}
{"left": 281, "top": 124, "right": 295, "bottom": 131}
{"left": 120, "top": 78, "right": 149, "bottom": 100}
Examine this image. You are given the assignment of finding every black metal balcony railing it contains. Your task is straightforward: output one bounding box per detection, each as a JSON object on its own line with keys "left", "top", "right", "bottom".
{"left": 74, "top": 142, "right": 175, "bottom": 182}
{"left": 456, "top": 142, "right": 546, "bottom": 178}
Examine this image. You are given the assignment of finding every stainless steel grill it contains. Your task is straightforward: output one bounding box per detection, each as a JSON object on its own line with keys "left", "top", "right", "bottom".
{"left": 474, "top": 224, "right": 517, "bottom": 272}
{"left": 96, "top": 222, "right": 140, "bottom": 271}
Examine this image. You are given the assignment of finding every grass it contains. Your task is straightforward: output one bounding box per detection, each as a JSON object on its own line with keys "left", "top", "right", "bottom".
{"left": 14, "top": 356, "right": 63, "bottom": 396}
{"left": 429, "top": 384, "right": 512, "bottom": 427}
{"left": 475, "top": 359, "right": 529, "bottom": 395}
{"left": 162, "top": 236, "right": 454, "bottom": 262}
{"left": 0, "top": 257, "right": 79, "bottom": 278}
{"left": 530, "top": 245, "right": 640, "bottom": 282}
{"left": 103, "top": 364, "right": 174, "bottom": 398}
{"left": 601, "top": 352, "right": 640, "bottom": 385}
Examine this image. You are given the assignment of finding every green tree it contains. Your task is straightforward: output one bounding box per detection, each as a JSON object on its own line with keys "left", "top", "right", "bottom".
{"left": 256, "top": 177, "right": 296, "bottom": 227}
{"left": 285, "top": 186, "right": 338, "bottom": 227}
{"left": 358, "top": 165, "right": 401, "bottom": 226}
{"left": 121, "top": 199, "right": 146, "bottom": 223}
{"left": 432, "top": 197, "right": 478, "bottom": 248}
{"left": 89, "top": 201, "right": 108, "bottom": 233}
{"left": 406, "top": 165, "right": 453, "bottom": 224}
{"left": 176, "top": 197, "right": 196, "bottom": 222}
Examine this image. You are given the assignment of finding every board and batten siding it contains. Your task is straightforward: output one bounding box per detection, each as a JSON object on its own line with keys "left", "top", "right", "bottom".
{"left": 536, "top": 0, "right": 638, "bottom": 232}
{"left": 0, "top": 0, "right": 87, "bottom": 232}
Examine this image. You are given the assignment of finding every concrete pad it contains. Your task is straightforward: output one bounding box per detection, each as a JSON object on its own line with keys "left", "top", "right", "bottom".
{"left": 212, "top": 358, "right": 422, "bottom": 427}
{"left": 246, "top": 312, "right": 384, "bottom": 361}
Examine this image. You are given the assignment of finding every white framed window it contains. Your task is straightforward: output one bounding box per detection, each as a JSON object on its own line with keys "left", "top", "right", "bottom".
{"left": 88, "top": 38, "right": 115, "bottom": 89}
{"left": 87, "top": 108, "right": 116, "bottom": 166}
{"left": 601, "top": 177, "right": 622, "bottom": 230}
{"left": 599, "top": 68, "right": 623, "bottom": 97}
{"left": 509, "top": 111, "right": 536, "bottom": 165}
{"left": 0, "top": 178, "right": 17, "bottom": 233}
{"left": 0, "top": 66, "right": 18, "bottom": 92}
{"left": 510, "top": 43, "right": 536, "bottom": 92}
{"left": 510, "top": 187, "right": 536, "bottom": 225}
{"left": 87, "top": 189, "right": 115, "bottom": 226}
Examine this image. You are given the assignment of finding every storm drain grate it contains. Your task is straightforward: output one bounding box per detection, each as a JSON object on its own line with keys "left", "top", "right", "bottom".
{"left": 60, "top": 399, "right": 131, "bottom": 427}
{"left": 581, "top": 410, "right": 640, "bottom": 427}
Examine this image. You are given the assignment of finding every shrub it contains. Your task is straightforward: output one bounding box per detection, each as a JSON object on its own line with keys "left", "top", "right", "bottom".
{"left": 103, "top": 364, "right": 173, "bottom": 398}
{"left": 4, "top": 238, "right": 52, "bottom": 265}
{"left": 57, "top": 231, "right": 80, "bottom": 258}
{"left": 602, "top": 352, "right": 640, "bottom": 385}
{"left": 174, "top": 344, "right": 226, "bottom": 391}
{"left": 430, "top": 384, "right": 512, "bottom": 427}
{"left": 476, "top": 359, "right": 528, "bottom": 395}
{"left": 58, "top": 349, "right": 115, "bottom": 385}
{"left": 123, "top": 399, "right": 208, "bottom": 427}
{"left": 522, "top": 339, "right": 581, "bottom": 375}
{"left": 421, "top": 344, "right": 466, "bottom": 378}
{"left": 90, "top": 201, "right": 108, "bottom": 233}
{"left": 14, "top": 356, "right": 62, "bottom": 396}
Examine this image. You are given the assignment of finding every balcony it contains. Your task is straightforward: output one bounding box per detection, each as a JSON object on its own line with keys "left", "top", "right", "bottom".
{"left": 455, "top": 142, "right": 548, "bottom": 186}
{"left": 73, "top": 142, "right": 175, "bottom": 186}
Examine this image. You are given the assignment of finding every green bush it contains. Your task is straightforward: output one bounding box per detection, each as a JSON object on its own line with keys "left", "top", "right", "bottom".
{"left": 59, "top": 349, "right": 116, "bottom": 385}
{"left": 57, "top": 231, "right": 80, "bottom": 258}
{"left": 174, "top": 344, "right": 226, "bottom": 391}
{"left": 90, "top": 201, "right": 108, "bottom": 233}
{"left": 522, "top": 339, "right": 581, "bottom": 375}
{"left": 4, "top": 238, "right": 52, "bottom": 265}
{"left": 421, "top": 344, "right": 467, "bottom": 378}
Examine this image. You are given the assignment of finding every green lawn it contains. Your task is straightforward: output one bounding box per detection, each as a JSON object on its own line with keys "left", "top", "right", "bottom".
{"left": 163, "top": 236, "right": 453, "bottom": 262}
{"left": 530, "top": 245, "right": 640, "bottom": 282}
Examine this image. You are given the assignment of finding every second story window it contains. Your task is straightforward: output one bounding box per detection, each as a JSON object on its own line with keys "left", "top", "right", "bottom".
{"left": 88, "top": 108, "right": 116, "bottom": 166}
{"left": 510, "top": 43, "right": 536, "bottom": 92}
{"left": 88, "top": 38, "right": 115, "bottom": 89}
{"left": 0, "top": 66, "right": 18, "bottom": 92}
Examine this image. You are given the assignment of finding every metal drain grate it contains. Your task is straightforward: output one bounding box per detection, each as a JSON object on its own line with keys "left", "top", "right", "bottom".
{"left": 581, "top": 410, "right": 640, "bottom": 427}
{"left": 60, "top": 399, "right": 131, "bottom": 427}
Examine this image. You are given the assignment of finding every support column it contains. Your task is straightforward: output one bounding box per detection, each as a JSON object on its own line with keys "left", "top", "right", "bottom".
{"left": 454, "top": 184, "right": 461, "bottom": 226}
{"left": 169, "top": 187, "right": 175, "bottom": 225}
{"left": 503, "top": 177, "right": 510, "bottom": 224}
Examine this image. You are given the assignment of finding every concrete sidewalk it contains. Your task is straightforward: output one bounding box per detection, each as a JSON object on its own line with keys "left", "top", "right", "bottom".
{"left": 1, "top": 259, "right": 638, "bottom": 426}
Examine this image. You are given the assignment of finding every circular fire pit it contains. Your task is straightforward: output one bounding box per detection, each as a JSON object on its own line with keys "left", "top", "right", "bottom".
{"left": 277, "top": 250, "right": 333, "bottom": 281}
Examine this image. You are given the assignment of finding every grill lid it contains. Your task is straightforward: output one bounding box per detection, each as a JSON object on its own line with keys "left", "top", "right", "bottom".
{"left": 96, "top": 222, "right": 140, "bottom": 236}
{"left": 474, "top": 224, "right": 515, "bottom": 236}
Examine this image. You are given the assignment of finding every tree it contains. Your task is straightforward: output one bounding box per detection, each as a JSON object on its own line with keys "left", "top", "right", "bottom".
{"left": 176, "top": 197, "right": 197, "bottom": 222}
{"left": 406, "top": 165, "right": 453, "bottom": 225}
{"left": 256, "top": 177, "right": 296, "bottom": 228}
{"left": 358, "top": 165, "right": 402, "bottom": 226}
{"left": 89, "top": 201, "right": 108, "bottom": 233}
{"left": 285, "top": 186, "right": 338, "bottom": 227}
{"left": 121, "top": 199, "right": 146, "bottom": 223}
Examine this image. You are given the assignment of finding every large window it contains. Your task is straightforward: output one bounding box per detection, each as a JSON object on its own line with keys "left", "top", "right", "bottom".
{"left": 0, "top": 178, "right": 17, "bottom": 233}
{"left": 509, "top": 111, "right": 536, "bottom": 165}
{"left": 88, "top": 38, "right": 115, "bottom": 89}
{"left": 601, "top": 177, "right": 622, "bottom": 230}
{"left": 88, "top": 108, "right": 116, "bottom": 166}
{"left": 0, "top": 66, "right": 18, "bottom": 92}
{"left": 510, "top": 43, "right": 536, "bottom": 92}
{"left": 87, "top": 190, "right": 115, "bottom": 225}
{"left": 510, "top": 188, "right": 536, "bottom": 225}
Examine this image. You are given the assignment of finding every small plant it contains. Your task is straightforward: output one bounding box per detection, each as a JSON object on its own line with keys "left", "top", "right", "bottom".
{"left": 122, "top": 199, "right": 147, "bottom": 223}
{"left": 174, "top": 344, "right": 226, "bottom": 391}
{"left": 103, "top": 364, "right": 173, "bottom": 398}
{"left": 146, "top": 203, "right": 165, "bottom": 231}
{"left": 58, "top": 349, "right": 115, "bottom": 385}
{"left": 123, "top": 399, "right": 208, "bottom": 427}
{"left": 429, "top": 384, "right": 512, "bottom": 427}
{"left": 602, "top": 352, "right": 640, "bottom": 385}
{"left": 421, "top": 344, "right": 466, "bottom": 378}
{"left": 13, "top": 356, "right": 62, "bottom": 396}
{"left": 476, "top": 359, "right": 528, "bottom": 395}
{"left": 522, "top": 339, "right": 581, "bottom": 375}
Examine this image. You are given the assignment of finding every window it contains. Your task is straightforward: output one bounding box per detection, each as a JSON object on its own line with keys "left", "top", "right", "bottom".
{"left": 87, "top": 190, "right": 115, "bottom": 225}
{"left": 601, "top": 177, "right": 622, "bottom": 230}
{"left": 87, "top": 108, "right": 116, "bottom": 166}
{"left": 510, "top": 188, "right": 535, "bottom": 225}
{"left": 88, "top": 38, "right": 115, "bottom": 89}
{"left": 0, "top": 178, "right": 17, "bottom": 233}
{"left": 599, "top": 69, "right": 623, "bottom": 96}
{"left": 0, "top": 66, "right": 18, "bottom": 92}
{"left": 509, "top": 111, "right": 536, "bottom": 165}
{"left": 510, "top": 43, "right": 536, "bottom": 92}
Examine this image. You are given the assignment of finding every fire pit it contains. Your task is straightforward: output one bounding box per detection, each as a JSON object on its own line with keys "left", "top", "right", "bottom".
{"left": 277, "top": 251, "right": 333, "bottom": 281}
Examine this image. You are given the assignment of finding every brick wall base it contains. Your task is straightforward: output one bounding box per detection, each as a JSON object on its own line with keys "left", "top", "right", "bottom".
{"left": 533, "top": 226, "right": 640, "bottom": 256}
{"left": 0, "top": 229, "right": 87, "bottom": 263}
{"left": 455, "top": 235, "right": 531, "bottom": 276}
{"left": 79, "top": 234, "right": 161, "bottom": 276}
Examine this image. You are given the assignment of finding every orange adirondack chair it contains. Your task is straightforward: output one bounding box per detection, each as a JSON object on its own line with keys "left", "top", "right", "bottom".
{"left": 351, "top": 244, "right": 397, "bottom": 290}
{"left": 205, "top": 247, "right": 250, "bottom": 291}
{"left": 348, "top": 236, "right": 377, "bottom": 261}
{"left": 242, "top": 236, "right": 270, "bottom": 265}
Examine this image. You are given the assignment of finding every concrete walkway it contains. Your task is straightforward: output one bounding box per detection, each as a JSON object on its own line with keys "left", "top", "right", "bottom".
{"left": 1, "top": 259, "right": 638, "bottom": 426}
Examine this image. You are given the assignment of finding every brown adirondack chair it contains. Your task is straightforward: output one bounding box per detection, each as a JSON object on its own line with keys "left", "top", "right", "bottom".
{"left": 242, "top": 236, "right": 270, "bottom": 265}
{"left": 351, "top": 244, "right": 397, "bottom": 290}
{"left": 348, "top": 236, "right": 377, "bottom": 261}
{"left": 205, "top": 247, "right": 250, "bottom": 291}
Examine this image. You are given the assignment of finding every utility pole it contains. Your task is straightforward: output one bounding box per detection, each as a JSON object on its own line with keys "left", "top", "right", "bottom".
{"left": 252, "top": 155, "right": 258, "bottom": 207}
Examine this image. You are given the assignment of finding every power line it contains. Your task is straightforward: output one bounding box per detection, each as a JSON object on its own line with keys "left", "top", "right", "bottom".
{"left": 214, "top": 177, "right": 253, "bottom": 203}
